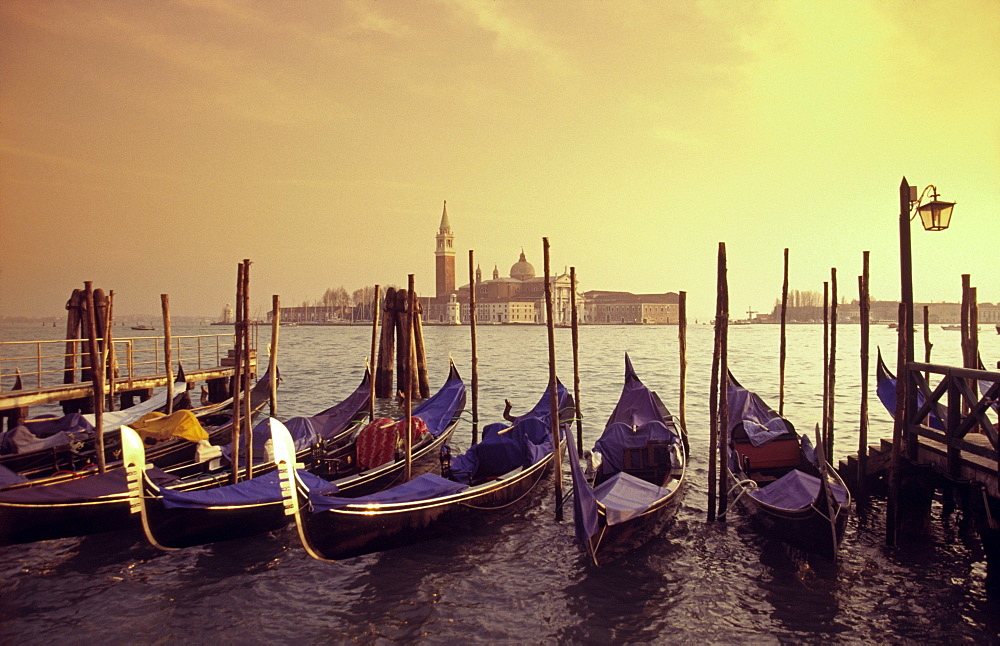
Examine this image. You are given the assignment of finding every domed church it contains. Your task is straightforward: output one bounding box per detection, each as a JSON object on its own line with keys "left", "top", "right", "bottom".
{"left": 426, "top": 202, "right": 577, "bottom": 325}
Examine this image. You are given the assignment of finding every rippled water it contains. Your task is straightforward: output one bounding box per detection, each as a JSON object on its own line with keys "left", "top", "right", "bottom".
{"left": 2, "top": 322, "right": 999, "bottom": 643}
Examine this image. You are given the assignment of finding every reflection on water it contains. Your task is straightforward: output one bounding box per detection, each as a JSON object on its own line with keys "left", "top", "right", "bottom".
{"left": 1, "top": 323, "right": 999, "bottom": 641}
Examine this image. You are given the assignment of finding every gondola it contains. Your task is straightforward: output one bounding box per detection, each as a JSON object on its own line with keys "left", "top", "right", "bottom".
{"left": 725, "top": 373, "right": 850, "bottom": 559}
{"left": 125, "top": 363, "right": 464, "bottom": 550}
{"left": 874, "top": 348, "right": 946, "bottom": 429}
{"left": 0, "top": 365, "right": 258, "bottom": 484}
{"left": 0, "top": 368, "right": 299, "bottom": 546}
{"left": 566, "top": 354, "right": 686, "bottom": 566}
{"left": 275, "top": 382, "right": 572, "bottom": 561}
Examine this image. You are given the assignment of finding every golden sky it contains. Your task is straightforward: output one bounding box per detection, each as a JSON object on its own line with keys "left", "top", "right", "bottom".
{"left": 1, "top": 0, "right": 998, "bottom": 319}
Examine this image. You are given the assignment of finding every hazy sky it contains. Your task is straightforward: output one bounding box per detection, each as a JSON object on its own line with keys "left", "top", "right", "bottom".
{"left": 2, "top": 0, "right": 998, "bottom": 320}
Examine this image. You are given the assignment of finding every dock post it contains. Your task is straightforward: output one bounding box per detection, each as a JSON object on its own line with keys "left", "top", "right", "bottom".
{"left": 369, "top": 285, "right": 380, "bottom": 420}
{"left": 469, "top": 252, "right": 479, "bottom": 445}
{"left": 571, "top": 267, "right": 583, "bottom": 454}
{"left": 230, "top": 262, "right": 244, "bottom": 485}
{"left": 376, "top": 288, "right": 396, "bottom": 398}
{"left": 678, "top": 290, "right": 688, "bottom": 457}
{"left": 829, "top": 268, "right": 837, "bottom": 461}
{"left": 779, "top": 249, "right": 788, "bottom": 416}
{"left": 161, "top": 294, "right": 174, "bottom": 415}
{"left": 857, "top": 251, "right": 870, "bottom": 502}
{"left": 717, "top": 244, "right": 730, "bottom": 519}
{"left": 269, "top": 295, "right": 280, "bottom": 418}
{"left": 83, "top": 281, "right": 106, "bottom": 473}
{"left": 543, "top": 237, "right": 563, "bottom": 522}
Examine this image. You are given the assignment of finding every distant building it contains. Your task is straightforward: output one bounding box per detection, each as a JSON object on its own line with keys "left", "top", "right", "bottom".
{"left": 584, "top": 290, "right": 680, "bottom": 324}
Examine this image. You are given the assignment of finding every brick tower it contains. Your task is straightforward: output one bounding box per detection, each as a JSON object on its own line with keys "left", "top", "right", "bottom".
{"left": 435, "top": 200, "right": 455, "bottom": 299}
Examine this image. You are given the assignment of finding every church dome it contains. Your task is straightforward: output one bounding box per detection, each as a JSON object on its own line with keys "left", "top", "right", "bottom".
{"left": 510, "top": 250, "right": 536, "bottom": 281}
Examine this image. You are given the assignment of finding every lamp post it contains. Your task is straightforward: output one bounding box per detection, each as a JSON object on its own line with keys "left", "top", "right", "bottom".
{"left": 888, "top": 176, "right": 955, "bottom": 546}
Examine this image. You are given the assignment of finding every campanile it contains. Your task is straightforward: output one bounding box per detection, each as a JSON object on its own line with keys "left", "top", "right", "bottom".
{"left": 435, "top": 200, "right": 455, "bottom": 299}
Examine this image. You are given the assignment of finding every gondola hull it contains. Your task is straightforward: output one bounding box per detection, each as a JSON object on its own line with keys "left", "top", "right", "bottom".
{"left": 300, "top": 454, "right": 554, "bottom": 560}
{"left": 586, "top": 478, "right": 685, "bottom": 561}
{"left": 729, "top": 469, "right": 849, "bottom": 556}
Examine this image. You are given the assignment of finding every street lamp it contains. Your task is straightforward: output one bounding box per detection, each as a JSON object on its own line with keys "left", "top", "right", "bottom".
{"left": 913, "top": 184, "right": 956, "bottom": 232}
{"left": 889, "top": 176, "right": 955, "bottom": 546}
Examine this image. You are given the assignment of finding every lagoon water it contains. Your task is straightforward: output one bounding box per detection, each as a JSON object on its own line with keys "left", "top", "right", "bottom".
{"left": 2, "top": 322, "right": 998, "bottom": 643}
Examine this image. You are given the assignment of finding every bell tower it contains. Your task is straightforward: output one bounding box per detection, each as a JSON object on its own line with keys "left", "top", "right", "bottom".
{"left": 435, "top": 201, "right": 455, "bottom": 299}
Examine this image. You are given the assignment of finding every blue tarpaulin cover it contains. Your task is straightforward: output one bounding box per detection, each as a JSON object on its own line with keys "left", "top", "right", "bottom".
{"left": 0, "top": 467, "right": 178, "bottom": 504}
{"left": 593, "top": 471, "right": 672, "bottom": 525}
{"left": 222, "top": 372, "right": 371, "bottom": 462}
{"left": 160, "top": 469, "right": 335, "bottom": 509}
{"left": 727, "top": 376, "right": 795, "bottom": 447}
{"left": 449, "top": 383, "right": 567, "bottom": 484}
{"left": 308, "top": 472, "right": 468, "bottom": 511}
{"left": 592, "top": 355, "right": 678, "bottom": 478}
{"left": 749, "top": 469, "right": 849, "bottom": 511}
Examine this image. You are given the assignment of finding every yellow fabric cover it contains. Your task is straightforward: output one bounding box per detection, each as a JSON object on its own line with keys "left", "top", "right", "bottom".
{"left": 130, "top": 410, "right": 209, "bottom": 443}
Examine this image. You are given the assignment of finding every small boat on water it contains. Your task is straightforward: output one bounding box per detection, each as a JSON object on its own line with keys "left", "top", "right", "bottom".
{"left": 875, "top": 348, "right": 946, "bottom": 429}
{"left": 725, "top": 374, "right": 850, "bottom": 559}
{"left": 0, "top": 371, "right": 279, "bottom": 546}
{"left": 130, "top": 325, "right": 155, "bottom": 331}
{"left": 276, "top": 382, "right": 573, "bottom": 561}
{"left": 125, "top": 363, "right": 465, "bottom": 549}
{"left": 566, "top": 354, "right": 687, "bottom": 566}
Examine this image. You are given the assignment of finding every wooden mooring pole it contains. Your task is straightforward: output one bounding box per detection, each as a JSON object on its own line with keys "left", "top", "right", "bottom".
{"left": 242, "top": 259, "right": 253, "bottom": 482}
{"left": 779, "top": 248, "right": 788, "bottom": 416}
{"left": 571, "top": 267, "right": 583, "bottom": 454}
{"left": 405, "top": 275, "right": 415, "bottom": 482}
{"left": 886, "top": 302, "right": 908, "bottom": 547}
{"left": 543, "top": 238, "right": 563, "bottom": 522}
{"left": 269, "top": 294, "right": 280, "bottom": 418}
{"left": 369, "top": 285, "right": 380, "bottom": 420}
{"left": 375, "top": 287, "right": 396, "bottom": 398}
{"left": 717, "top": 244, "right": 730, "bottom": 520}
{"left": 678, "top": 290, "right": 688, "bottom": 457}
{"left": 858, "top": 251, "right": 870, "bottom": 501}
{"left": 230, "top": 262, "right": 244, "bottom": 485}
{"left": 161, "top": 294, "right": 174, "bottom": 416}
{"left": 822, "top": 281, "right": 829, "bottom": 454}
{"left": 83, "top": 281, "right": 106, "bottom": 473}
{"left": 829, "top": 268, "right": 837, "bottom": 461}
{"left": 469, "top": 251, "right": 479, "bottom": 445}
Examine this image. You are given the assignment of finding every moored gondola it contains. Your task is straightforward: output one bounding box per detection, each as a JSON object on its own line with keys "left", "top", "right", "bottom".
{"left": 725, "top": 373, "right": 850, "bottom": 558}
{"left": 276, "top": 382, "right": 572, "bottom": 561}
{"left": 125, "top": 363, "right": 464, "bottom": 549}
{"left": 566, "top": 354, "right": 687, "bottom": 566}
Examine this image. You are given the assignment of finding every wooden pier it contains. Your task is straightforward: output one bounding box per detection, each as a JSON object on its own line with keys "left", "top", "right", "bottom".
{"left": 837, "top": 360, "right": 1000, "bottom": 591}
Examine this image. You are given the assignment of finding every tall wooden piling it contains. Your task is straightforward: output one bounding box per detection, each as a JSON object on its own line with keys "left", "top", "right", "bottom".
{"left": 369, "top": 285, "right": 380, "bottom": 419}
{"left": 469, "top": 251, "right": 479, "bottom": 445}
{"left": 886, "top": 302, "right": 908, "bottom": 546}
{"left": 858, "top": 251, "right": 870, "bottom": 501}
{"left": 242, "top": 259, "right": 253, "bottom": 482}
{"left": 395, "top": 288, "right": 411, "bottom": 398}
{"left": 571, "top": 267, "right": 583, "bottom": 454}
{"left": 717, "top": 244, "right": 730, "bottom": 519}
{"left": 269, "top": 295, "right": 280, "bottom": 417}
{"left": 230, "top": 262, "right": 245, "bottom": 485}
{"left": 961, "top": 274, "right": 971, "bottom": 368}
{"left": 376, "top": 287, "right": 397, "bottom": 398}
{"left": 405, "top": 276, "right": 416, "bottom": 482}
{"left": 412, "top": 294, "right": 430, "bottom": 398}
{"left": 543, "top": 238, "right": 563, "bottom": 522}
{"left": 161, "top": 294, "right": 174, "bottom": 415}
{"left": 83, "top": 282, "right": 106, "bottom": 473}
{"left": 708, "top": 242, "right": 724, "bottom": 521}
{"left": 61, "top": 289, "right": 84, "bottom": 415}
{"left": 829, "top": 268, "right": 837, "bottom": 461}
{"left": 822, "top": 281, "right": 829, "bottom": 452}
{"left": 104, "top": 291, "right": 116, "bottom": 411}
{"left": 780, "top": 249, "right": 789, "bottom": 416}
{"left": 923, "top": 305, "right": 932, "bottom": 384}
{"left": 678, "top": 291, "right": 688, "bottom": 456}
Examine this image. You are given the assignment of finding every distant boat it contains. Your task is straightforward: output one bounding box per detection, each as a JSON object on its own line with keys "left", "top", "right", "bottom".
{"left": 130, "top": 325, "right": 155, "bottom": 331}
{"left": 941, "top": 325, "right": 961, "bottom": 331}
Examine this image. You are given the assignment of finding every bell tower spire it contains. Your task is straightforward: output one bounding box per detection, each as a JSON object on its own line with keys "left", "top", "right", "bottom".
{"left": 435, "top": 200, "right": 456, "bottom": 299}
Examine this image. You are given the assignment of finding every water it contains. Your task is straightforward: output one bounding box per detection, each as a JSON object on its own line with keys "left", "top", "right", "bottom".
{"left": 2, "top": 322, "right": 999, "bottom": 643}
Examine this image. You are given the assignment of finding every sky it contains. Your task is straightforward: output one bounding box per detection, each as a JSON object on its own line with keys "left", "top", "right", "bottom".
{"left": 1, "top": 0, "right": 998, "bottom": 321}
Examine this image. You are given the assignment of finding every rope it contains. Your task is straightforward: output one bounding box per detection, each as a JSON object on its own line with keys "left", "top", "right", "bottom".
{"left": 717, "top": 478, "right": 758, "bottom": 519}
{"left": 458, "top": 469, "right": 546, "bottom": 510}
